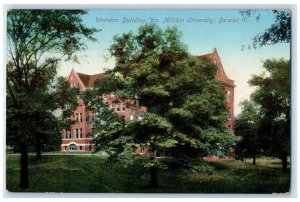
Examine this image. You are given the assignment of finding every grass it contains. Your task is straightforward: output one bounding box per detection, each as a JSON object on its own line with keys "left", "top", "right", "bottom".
{"left": 6, "top": 154, "right": 290, "bottom": 193}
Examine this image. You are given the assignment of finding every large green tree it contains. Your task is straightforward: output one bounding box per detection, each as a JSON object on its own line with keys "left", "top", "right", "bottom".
{"left": 6, "top": 10, "right": 98, "bottom": 189}
{"left": 88, "top": 24, "right": 238, "bottom": 187}
{"left": 235, "top": 100, "right": 262, "bottom": 164}
{"left": 245, "top": 58, "right": 290, "bottom": 171}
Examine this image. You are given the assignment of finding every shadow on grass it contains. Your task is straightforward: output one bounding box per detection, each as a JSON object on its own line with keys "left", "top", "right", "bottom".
{"left": 6, "top": 155, "right": 290, "bottom": 193}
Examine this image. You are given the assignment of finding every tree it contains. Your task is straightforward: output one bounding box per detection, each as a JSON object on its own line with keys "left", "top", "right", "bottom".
{"left": 240, "top": 10, "right": 291, "bottom": 48}
{"left": 247, "top": 58, "right": 290, "bottom": 171}
{"left": 235, "top": 100, "right": 261, "bottom": 164}
{"left": 6, "top": 10, "right": 99, "bottom": 189}
{"left": 88, "top": 24, "right": 238, "bottom": 187}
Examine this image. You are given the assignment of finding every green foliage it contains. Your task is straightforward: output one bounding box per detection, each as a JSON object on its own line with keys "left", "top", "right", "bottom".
{"left": 7, "top": 10, "right": 99, "bottom": 63}
{"left": 6, "top": 9, "right": 98, "bottom": 150}
{"left": 81, "top": 89, "right": 130, "bottom": 158}
{"left": 162, "top": 157, "right": 215, "bottom": 175}
{"left": 89, "top": 24, "right": 238, "bottom": 167}
{"left": 235, "top": 100, "right": 261, "bottom": 161}
{"left": 239, "top": 58, "right": 290, "bottom": 170}
{"left": 6, "top": 10, "right": 99, "bottom": 188}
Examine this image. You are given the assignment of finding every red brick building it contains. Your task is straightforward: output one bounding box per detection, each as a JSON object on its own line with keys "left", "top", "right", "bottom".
{"left": 61, "top": 48, "right": 234, "bottom": 154}
{"left": 61, "top": 69, "right": 141, "bottom": 152}
{"left": 199, "top": 48, "right": 235, "bottom": 132}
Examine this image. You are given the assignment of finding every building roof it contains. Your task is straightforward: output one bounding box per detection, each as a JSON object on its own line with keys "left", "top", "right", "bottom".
{"left": 198, "top": 48, "right": 216, "bottom": 60}
{"left": 198, "top": 48, "right": 234, "bottom": 86}
{"left": 198, "top": 53, "right": 212, "bottom": 60}
{"left": 77, "top": 72, "right": 105, "bottom": 88}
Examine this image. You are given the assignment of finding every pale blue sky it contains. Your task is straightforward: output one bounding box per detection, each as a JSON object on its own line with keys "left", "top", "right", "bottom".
{"left": 57, "top": 10, "right": 290, "bottom": 116}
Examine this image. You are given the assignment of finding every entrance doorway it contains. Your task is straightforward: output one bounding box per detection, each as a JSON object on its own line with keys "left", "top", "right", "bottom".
{"left": 69, "top": 144, "right": 77, "bottom": 151}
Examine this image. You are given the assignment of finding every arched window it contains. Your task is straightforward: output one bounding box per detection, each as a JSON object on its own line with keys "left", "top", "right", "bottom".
{"left": 70, "top": 144, "right": 77, "bottom": 151}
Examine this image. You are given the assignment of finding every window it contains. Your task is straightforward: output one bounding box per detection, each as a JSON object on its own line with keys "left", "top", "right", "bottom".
{"left": 63, "top": 129, "right": 67, "bottom": 139}
{"left": 64, "top": 146, "right": 67, "bottom": 151}
{"left": 70, "top": 144, "right": 77, "bottom": 151}
{"left": 140, "top": 144, "right": 145, "bottom": 154}
{"left": 73, "top": 129, "right": 76, "bottom": 138}
{"left": 79, "top": 146, "right": 82, "bottom": 151}
{"left": 75, "top": 113, "right": 83, "bottom": 123}
{"left": 214, "top": 60, "right": 217, "bottom": 65}
{"left": 227, "top": 108, "right": 231, "bottom": 120}
{"left": 129, "top": 108, "right": 134, "bottom": 120}
{"left": 122, "top": 103, "right": 126, "bottom": 111}
{"left": 76, "top": 129, "right": 79, "bottom": 138}
{"left": 71, "top": 82, "right": 78, "bottom": 88}
{"left": 77, "top": 113, "right": 80, "bottom": 122}
{"left": 226, "top": 90, "right": 231, "bottom": 102}
{"left": 116, "top": 103, "right": 120, "bottom": 112}
{"left": 79, "top": 128, "right": 83, "bottom": 138}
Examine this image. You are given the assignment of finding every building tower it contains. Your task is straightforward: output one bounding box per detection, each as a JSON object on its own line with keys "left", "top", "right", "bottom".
{"left": 199, "top": 48, "right": 235, "bottom": 132}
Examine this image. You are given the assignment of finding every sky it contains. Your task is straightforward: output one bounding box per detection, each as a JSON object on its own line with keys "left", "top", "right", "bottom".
{"left": 57, "top": 9, "right": 290, "bottom": 116}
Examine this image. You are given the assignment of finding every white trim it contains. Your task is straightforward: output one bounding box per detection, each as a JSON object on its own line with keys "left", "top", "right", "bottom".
{"left": 66, "top": 142, "right": 78, "bottom": 145}
{"left": 62, "top": 138, "right": 93, "bottom": 140}
{"left": 61, "top": 143, "right": 95, "bottom": 146}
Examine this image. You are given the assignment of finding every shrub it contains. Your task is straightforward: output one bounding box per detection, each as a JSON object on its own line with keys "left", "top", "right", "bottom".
{"left": 162, "top": 157, "right": 215, "bottom": 175}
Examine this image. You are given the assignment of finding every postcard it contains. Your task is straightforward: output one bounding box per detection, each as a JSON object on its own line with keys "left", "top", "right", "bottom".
{"left": 5, "top": 8, "right": 291, "bottom": 195}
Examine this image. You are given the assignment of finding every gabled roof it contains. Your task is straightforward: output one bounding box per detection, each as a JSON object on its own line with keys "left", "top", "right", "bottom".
{"left": 77, "top": 72, "right": 106, "bottom": 88}
{"left": 198, "top": 53, "right": 212, "bottom": 60}
{"left": 198, "top": 48, "right": 234, "bottom": 86}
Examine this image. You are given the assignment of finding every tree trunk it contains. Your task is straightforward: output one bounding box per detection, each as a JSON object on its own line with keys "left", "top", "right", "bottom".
{"left": 252, "top": 153, "right": 256, "bottom": 165}
{"left": 149, "top": 147, "right": 158, "bottom": 188}
{"left": 281, "top": 155, "right": 288, "bottom": 172}
{"left": 35, "top": 135, "right": 42, "bottom": 160}
{"left": 149, "top": 164, "right": 158, "bottom": 188}
{"left": 20, "top": 143, "right": 29, "bottom": 189}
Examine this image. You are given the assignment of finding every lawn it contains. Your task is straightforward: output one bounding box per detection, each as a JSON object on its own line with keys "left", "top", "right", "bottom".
{"left": 6, "top": 154, "right": 290, "bottom": 193}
